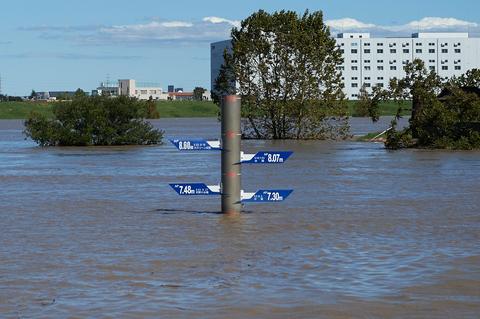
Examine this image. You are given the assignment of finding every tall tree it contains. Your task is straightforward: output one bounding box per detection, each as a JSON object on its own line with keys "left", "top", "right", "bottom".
{"left": 193, "top": 87, "right": 206, "bottom": 101}
{"left": 215, "top": 10, "right": 348, "bottom": 139}
{"left": 387, "top": 59, "right": 442, "bottom": 138}
{"left": 450, "top": 68, "right": 480, "bottom": 87}
{"left": 74, "top": 88, "right": 86, "bottom": 98}
{"left": 368, "top": 60, "right": 480, "bottom": 149}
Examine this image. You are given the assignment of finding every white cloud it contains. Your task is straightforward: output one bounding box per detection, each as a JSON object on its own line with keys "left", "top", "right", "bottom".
{"left": 326, "top": 17, "right": 479, "bottom": 35}
{"left": 203, "top": 16, "right": 241, "bottom": 28}
{"left": 22, "top": 17, "right": 238, "bottom": 45}
{"left": 21, "top": 16, "right": 480, "bottom": 46}
{"left": 160, "top": 21, "right": 194, "bottom": 28}
{"left": 326, "top": 18, "right": 376, "bottom": 30}
{"left": 402, "top": 17, "right": 478, "bottom": 30}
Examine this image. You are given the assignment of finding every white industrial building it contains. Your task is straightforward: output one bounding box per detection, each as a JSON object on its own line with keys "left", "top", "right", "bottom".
{"left": 211, "top": 32, "right": 480, "bottom": 99}
{"left": 118, "top": 79, "right": 169, "bottom": 100}
{"left": 92, "top": 82, "right": 119, "bottom": 97}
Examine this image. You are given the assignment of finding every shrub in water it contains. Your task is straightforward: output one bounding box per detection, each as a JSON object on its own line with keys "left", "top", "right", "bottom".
{"left": 24, "top": 95, "right": 163, "bottom": 146}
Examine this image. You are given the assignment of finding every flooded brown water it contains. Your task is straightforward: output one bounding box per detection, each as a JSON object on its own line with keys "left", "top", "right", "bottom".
{"left": 1, "top": 118, "right": 479, "bottom": 318}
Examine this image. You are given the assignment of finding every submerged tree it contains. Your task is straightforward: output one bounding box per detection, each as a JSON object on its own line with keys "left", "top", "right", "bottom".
{"left": 25, "top": 95, "right": 163, "bottom": 146}
{"left": 368, "top": 60, "right": 480, "bottom": 149}
{"left": 193, "top": 87, "right": 206, "bottom": 101}
{"left": 387, "top": 59, "right": 443, "bottom": 139}
{"left": 353, "top": 85, "right": 383, "bottom": 121}
{"left": 215, "top": 10, "right": 349, "bottom": 139}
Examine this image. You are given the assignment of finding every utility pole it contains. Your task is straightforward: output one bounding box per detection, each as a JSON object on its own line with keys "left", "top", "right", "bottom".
{"left": 221, "top": 95, "right": 242, "bottom": 214}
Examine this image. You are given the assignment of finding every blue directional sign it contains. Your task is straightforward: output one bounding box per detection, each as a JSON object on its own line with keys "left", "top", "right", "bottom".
{"left": 241, "top": 151, "right": 293, "bottom": 164}
{"left": 241, "top": 189, "right": 293, "bottom": 202}
{"left": 170, "top": 139, "right": 221, "bottom": 151}
{"left": 169, "top": 183, "right": 221, "bottom": 196}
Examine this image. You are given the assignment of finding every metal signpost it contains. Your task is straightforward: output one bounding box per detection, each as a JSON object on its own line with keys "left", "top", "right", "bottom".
{"left": 169, "top": 95, "right": 293, "bottom": 214}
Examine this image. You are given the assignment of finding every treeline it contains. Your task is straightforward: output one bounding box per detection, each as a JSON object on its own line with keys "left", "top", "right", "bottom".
{"left": 0, "top": 94, "right": 23, "bottom": 102}
{"left": 358, "top": 60, "right": 480, "bottom": 150}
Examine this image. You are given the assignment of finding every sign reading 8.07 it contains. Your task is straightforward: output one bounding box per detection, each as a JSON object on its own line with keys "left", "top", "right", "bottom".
{"left": 242, "top": 151, "right": 293, "bottom": 164}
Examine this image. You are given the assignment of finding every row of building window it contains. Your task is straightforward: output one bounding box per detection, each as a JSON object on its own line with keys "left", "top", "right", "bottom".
{"left": 351, "top": 83, "right": 384, "bottom": 88}
{"left": 348, "top": 58, "right": 460, "bottom": 64}
{"left": 342, "top": 42, "right": 462, "bottom": 47}
{"left": 351, "top": 76, "right": 386, "bottom": 80}
{"left": 135, "top": 90, "right": 159, "bottom": 95}
{"left": 339, "top": 65, "right": 462, "bottom": 71}
{"left": 345, "top": 48, "right": 461, "bottom": 54}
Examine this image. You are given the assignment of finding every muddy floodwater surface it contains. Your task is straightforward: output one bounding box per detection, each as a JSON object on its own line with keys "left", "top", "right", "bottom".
{"left": 1, "top": 118, "right": 479, "bottom": 318}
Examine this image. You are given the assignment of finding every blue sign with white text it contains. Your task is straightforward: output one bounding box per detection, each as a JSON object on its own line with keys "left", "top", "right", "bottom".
{"left": 242, "top": 190, "right": 293, "bottom": 202}
{"left": 170, "top": 139, "right": 221, "bottom": 151}
{"left": 241, "top": 151, "right": 293, "bottom": 164}
{"left": 169, "top": 183, "right": 221, "bottom": 196}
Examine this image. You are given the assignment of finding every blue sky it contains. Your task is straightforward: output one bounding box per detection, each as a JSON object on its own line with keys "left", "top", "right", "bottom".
{"left": 1, "top": 0, "right": 479, "bottom": 96}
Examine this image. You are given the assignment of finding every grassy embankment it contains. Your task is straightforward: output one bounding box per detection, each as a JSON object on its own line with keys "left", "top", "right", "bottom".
{"left": 346, "top": 100, "right": 412, "bottom": 117}
{"left": 0, "top": 100, "right": 411, "bottom": 119}
{"left": 0, "top": 102, "right": 54, "bottom": 119}
{"left": 0, "top": 101, "right": 219, "bottom": 119}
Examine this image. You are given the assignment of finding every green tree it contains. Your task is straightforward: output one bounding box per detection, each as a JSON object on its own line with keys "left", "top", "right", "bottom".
{"left": 370, "top": 60, "right": 480, "bottom": 149}
{"left": 215, "top": 10, "right": 348, "bottom": 139}
{"left": 146, "top": 96, "right": 160, "bottom": 119}
{"left": 353, "top": 85, "right": 383, "bottom": 121}
{"left": 24, "top": 95, "right": 163, "bottom": 146}
{"left": 29, "top": 90, "right": 36, "bottom": 99}
{"left": 450, "top": 68, "right": 480, "bottom": 87}
{"left": 56, "top": 92, "right": 71, "bottom": 101}
{"left": 193, "top": 87, "right": 206, "bottom": 101}
{"left": 74, "top": 88, "right": 87, "bottom": 98}
{"left": 387, "top": 59, "right": 443, "bottom": 138}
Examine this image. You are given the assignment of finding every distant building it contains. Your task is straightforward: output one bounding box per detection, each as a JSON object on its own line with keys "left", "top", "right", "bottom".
{"left": 210, "top": 40, "right": 232, "bottom": 93}
{"left": 49, "top": 91, "right": 77, "bottom": 99}
{"left": 35, "top": 92, "right": 51, "bottom": 100}
{"left": 211, "top": 32, "right": 480, "bottom": 100}
{"left": 202, "top": 90, "right": 212, "bottom": 101}
{"left": 118, "top": 79, "right": 169, "bottom": 100}
{"left": 174, "top": 88, "right": 184, "bottom": 93}
{"left": 168, "top": 92, "right": 194, "bottom": 101}
{"left": 168, "top": 85, "right": 174, "bottom": 93}
{"left": 92, "top": 82, "right": 119, "bottom": 96}
{"left": 35, "top": 91, "right": 79, "bottom": 101}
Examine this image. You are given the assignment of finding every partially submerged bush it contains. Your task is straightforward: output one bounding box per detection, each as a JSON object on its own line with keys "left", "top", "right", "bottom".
{"left": 367, "top": 60, "right": 480, "bottom": 150}
{"left": 24, "top": 95, "right": 163, "bottom": 146}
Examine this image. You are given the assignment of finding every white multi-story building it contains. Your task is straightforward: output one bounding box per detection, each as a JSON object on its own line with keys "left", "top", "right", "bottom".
{"left": 211, "top": 32, "right": 480, "bottom": 99}
{"left": 118, "top": 79, "right": 169, "bottom": 100}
